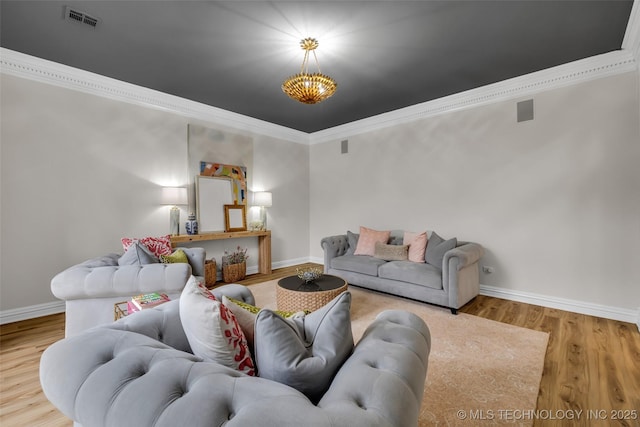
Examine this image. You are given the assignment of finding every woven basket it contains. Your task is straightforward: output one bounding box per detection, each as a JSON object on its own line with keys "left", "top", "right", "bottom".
{"left": 204, "top": 259, "right": 217, "bottom": 287}
{"left": 222, "top": 261, "right": 246, "bottom": 283}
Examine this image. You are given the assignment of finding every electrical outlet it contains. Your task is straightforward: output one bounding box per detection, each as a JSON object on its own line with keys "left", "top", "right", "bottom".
{"left": 482, "top": 266, "right": 494, "bottom": 274}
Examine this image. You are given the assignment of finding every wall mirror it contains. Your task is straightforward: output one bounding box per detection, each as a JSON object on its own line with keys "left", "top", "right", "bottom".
{"left": 196, "top": 176, "right": 233, "bottom": 232}
{"left": 224, "top": 204, "right": 247, "bottom": 232}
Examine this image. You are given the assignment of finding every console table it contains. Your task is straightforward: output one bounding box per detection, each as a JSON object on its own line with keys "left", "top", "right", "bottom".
{"left": 171, "top": 230, "right": 272, "bottom": 275}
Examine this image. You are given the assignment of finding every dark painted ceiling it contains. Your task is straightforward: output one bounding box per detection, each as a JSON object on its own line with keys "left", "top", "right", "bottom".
{"left": 1, "top": 1, "right": 634, "bottom": 133}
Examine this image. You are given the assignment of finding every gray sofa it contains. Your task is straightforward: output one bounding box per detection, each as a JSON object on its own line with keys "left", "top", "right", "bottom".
{"left": 322, "top": 230, "right": 484, "bottom": 314}
{"left": 51, "top": 247, "right": 205, "bottom": 337}
{"left": 40, "top": 284, "right": 431, "bottom": 427}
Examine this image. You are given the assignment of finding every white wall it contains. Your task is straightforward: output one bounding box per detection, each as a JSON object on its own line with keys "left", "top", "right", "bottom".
{"left": 0, "top": 74, "right": 309, "bottom": 313}
{"left": 310, "top": 72, "right": 640, "bottom": 312}
{"left": 1, "top": 62, "right": 638, "bottom": 322}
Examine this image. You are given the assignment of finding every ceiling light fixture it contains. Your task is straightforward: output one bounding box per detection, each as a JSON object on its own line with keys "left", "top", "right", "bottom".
{"left": 282, "top": 38, "right": 337, "bottom": 104}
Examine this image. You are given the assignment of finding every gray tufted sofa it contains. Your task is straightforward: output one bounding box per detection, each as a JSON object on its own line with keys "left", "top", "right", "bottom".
{"left": 322, "top": 230, "right": 484, "bottom": 314}
{"left": 40, "top": 284, "right": 431, "bottom": 427}
{"left": 51, "top": 247, "right": 205, "bottom": 337}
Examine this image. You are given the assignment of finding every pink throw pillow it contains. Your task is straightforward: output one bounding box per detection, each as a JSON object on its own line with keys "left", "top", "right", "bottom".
{"left": 354, "top": 227, "right": 391, "bottom": 256}
{"left": 404, "top": 231, "right": 428, "bottom": 263}
{"left": 121, "top": 235, "right": 172, "bottom": 258}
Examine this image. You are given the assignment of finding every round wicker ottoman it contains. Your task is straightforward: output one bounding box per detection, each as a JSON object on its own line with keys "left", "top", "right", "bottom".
{"left": 276, "top": 274, "right": 348, "bottom": 312}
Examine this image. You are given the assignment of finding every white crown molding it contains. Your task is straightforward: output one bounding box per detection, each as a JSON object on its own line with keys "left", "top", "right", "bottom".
{"left": 1, "top": 40, "right": 637, "bottom": 148}
{"left": 622, "top": 0, "right": 640, "bottom": 63}
{"left": 309, "top": 50, "right": 637, "bottom": 144}
{"left": 0, "top": 48, "right": 309, "bottom": 145}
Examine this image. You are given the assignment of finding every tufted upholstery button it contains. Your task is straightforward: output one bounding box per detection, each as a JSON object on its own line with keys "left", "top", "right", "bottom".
{"left": 40, "top": 301, "right": 430, "bottom": 427}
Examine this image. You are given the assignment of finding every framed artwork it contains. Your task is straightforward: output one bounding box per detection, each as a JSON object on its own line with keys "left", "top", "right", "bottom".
{"left": 224, "top": 204, "right": 247, "bottom": 232}
{"left": 200, "top": 162, "right": 247, "bottom": 205}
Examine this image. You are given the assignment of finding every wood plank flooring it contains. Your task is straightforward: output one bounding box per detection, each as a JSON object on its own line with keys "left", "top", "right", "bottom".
{"left": 1, "top": 263, "right": 638, "bottom": 427}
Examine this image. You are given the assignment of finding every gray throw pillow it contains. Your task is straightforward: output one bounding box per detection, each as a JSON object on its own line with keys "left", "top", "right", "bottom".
{"left": 425, "top": 232, "right": 457, "bottom": 268}
{"left": 345, "top": 231, "right": 359, "bottom": 256}
{"left": 118, "top": 241, "right": 159, "bottom": 266}
{"left": 253, "top": 291, "right": 353, "bottom": 403}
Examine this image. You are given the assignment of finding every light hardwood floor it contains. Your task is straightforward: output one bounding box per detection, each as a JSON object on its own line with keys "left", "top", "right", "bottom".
{"left": 1, "top": 263, "right": 639, "bottom": 427}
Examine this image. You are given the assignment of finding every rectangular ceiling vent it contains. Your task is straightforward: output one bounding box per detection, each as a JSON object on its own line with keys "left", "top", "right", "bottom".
{"left": 65, "top": 6, "right": 99, "bottom": 28}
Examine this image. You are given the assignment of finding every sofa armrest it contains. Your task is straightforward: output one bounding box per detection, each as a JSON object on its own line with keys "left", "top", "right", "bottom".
{"left": 319, "top": 310, "right": 431, "bottom": 426}
{"left": 444, "top": 242, "right": 484, "bottom": 271}
{"left": 104, "top": 284, "right": 255, "bottom": 352}
{"left": 181, "top": 247, "right": 205, "bottom": 277}
{"left": 320, "top": 234, "right": 350, "bottom": 272}
{"left": 41, "top": 308, "right": 430, "bottom": 427}
{"left": 51, "top": 262, "right": 193, "bottom": 301}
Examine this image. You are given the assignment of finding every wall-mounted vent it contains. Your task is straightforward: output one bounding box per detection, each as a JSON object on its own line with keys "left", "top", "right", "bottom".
{"left": 65, "top": 6, "right": 99, "bottom": 28}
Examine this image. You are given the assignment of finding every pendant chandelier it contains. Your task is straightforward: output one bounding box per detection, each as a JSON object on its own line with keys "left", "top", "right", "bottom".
{"left": 282, "top": 38, "right": 337, "bottom": 104}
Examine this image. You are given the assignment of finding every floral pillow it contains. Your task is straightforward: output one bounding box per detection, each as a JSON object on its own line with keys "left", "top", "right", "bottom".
{"left": 179, "top": 277, "right": 255, "bottom": 376}
{"left": 121, "top": 235, "right": 172, "bottom": 258}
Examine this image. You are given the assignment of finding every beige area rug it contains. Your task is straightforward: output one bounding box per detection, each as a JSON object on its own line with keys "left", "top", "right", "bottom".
{"left": 248, "top": 280, "right": 549, "bottom": 427}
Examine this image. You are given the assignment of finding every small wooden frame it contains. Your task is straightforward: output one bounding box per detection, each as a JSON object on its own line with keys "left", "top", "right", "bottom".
{"left": 224, "top": 204, "right": 247, "bottom": 232}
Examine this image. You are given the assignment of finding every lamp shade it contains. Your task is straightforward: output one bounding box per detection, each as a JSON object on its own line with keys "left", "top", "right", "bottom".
{"left": 161, "top": 187, "right": 188, "bottom": 206}
{"left": 253, "top": 191, "right": 272, "bottom": 207}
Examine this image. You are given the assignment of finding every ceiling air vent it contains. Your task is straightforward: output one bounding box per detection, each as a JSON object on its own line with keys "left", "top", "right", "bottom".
{"left": 65, "top": 6, "right": 99, "bottom": 28}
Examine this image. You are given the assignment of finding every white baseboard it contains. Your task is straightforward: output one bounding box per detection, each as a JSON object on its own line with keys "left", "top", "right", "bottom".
{"left": 3, "top": 262, "right": 638, "bottom": 333}
{"left": 309, "top": 256, "right": 324, "bottom": 265}
{"left": 272, "top": 257, "right": 316, "bottom": 270}
{"left": 480, "top": 284, "right": 640, "bottom": 330}
{"left": 312, "top": 258, "right": 639, "bottom": 329}
{"left": 0, "top": 301, "right": 65, "bottom": 325}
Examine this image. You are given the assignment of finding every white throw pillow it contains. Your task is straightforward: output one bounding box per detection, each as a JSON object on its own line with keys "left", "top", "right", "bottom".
{"left": 179, "top": 276, "right": 255, "bottom": 375}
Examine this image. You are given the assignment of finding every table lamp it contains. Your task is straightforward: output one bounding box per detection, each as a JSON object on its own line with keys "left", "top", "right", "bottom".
{"left": 161, "top": 187, "right": 188, "bottom": 235}
{"left": 253, "top": 191, "right": 272, "bottom": 230}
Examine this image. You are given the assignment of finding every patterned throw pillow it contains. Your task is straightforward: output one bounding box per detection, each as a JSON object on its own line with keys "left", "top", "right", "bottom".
{"left": 373, "top": 241, "right": 409, "bottom": 261}
{"left": 179, "top": 277, "right": 255, "bottom": 376}
{"left": 160, "top": 249, "right": 188, "bottom": 264}
{"left": 404, "top": 231, "right": 428, "bottom": 263}
{"left": 353, "top": 226, "right": 391, "bottom": 256}
{"left": 121, "top": 235, "right": 172, "bottom": 258}
{"left": 222, "top": 296, "right": 306, "bottom": 349}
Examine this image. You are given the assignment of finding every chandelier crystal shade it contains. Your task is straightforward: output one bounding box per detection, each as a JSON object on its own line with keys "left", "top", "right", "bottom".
{"left": 282, "top": 38, "right": 337, "bottom": 104}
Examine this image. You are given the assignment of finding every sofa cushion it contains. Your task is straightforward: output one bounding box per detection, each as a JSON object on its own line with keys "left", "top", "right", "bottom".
{"left": 353, "top": 226, "right": 391, "bottom": 256}
{"left": 374, "top": 242, "right": 409, "bottom": 261}
{"left": 253, "top": 292, "right": 353, "bottom": 403}
{"left": 404, "top": 231, "right": 428, "bottom": 263}
{"left": 121, "top": 234, "right": 173, "bottom": 258}
{"left": 388, "top": 230, "right": 405, "bottom": 245}
{"left": 425, "top": 232, "right": 457, "bottom": 267}
{"left": 179, "top": 277, "right": 255, "bottom": 375}
{"left": 331, "top": 254, "right": 387, "bottom": 276}
{"left": 378, "top": 261, "right": 443, "bottom": 290}
{"left": 117, "top": 241, "right": 159, "bottom": 266}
